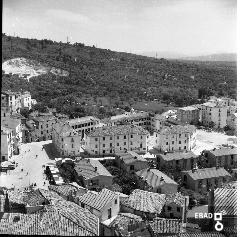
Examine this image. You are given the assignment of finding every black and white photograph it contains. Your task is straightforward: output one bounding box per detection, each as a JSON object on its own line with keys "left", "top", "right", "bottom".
{"left": 1, "top": 0, "right": 237, "bottom": 236}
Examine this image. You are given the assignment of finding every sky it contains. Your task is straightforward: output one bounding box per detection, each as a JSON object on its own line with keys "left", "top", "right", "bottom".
{"left": 2, "top": 0, "right": 237, "bottom": 56}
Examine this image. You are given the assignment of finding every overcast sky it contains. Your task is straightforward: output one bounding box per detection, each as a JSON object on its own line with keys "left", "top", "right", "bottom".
{"left": 3, "top": 0, "right": 237, "bottom": 56}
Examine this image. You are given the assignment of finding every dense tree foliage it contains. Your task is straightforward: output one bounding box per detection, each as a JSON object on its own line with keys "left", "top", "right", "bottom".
{"left": 2, "top": 34, "right": 237, "bottom": 117}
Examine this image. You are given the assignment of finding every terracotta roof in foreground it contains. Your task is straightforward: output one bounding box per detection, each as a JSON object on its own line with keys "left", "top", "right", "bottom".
{"left": 214, "top": 188, "right": 237, "bottom": 215}
{"left": 159, "top": 151, "right": 197, "bottom": 161}
{"left": 116, "top": 151, "right": 148, "bottom": 164}
{"left": 121, "top": 189, "right": 166, "bottom": 214}
{"left": 208, "top": 147, "right": 237, "bottom": 156}
{"left": 78, "top": 188, "right": 117, "bottom": 211}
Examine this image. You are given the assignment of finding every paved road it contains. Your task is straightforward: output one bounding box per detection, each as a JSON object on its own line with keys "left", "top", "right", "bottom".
{"left": 0, "top": 140, "right": 54, "bottom": 190}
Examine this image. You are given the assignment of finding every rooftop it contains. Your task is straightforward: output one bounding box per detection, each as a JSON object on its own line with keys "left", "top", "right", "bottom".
{"left": 49, "top": 184, "right": 87, "bottom": 197}
{"left": 74, "top": 158, "right": 112, "bottom": 180}
{"left": 22, "top": 189, "right": 48, "bottom": 206}
{"left": 207, "top": 147, "right": 237, "bottom": 156}
{"left": 78, "top": 188, "right": 118, "bottom": 211}
{"left": 121, "top": 189, "right": 166, "bottom": 214}
{"left": 214, "top": 188, "right": 237, "bottom": 215}
{"left": 182, "top": 167, "right": 231, "bottom": 180}
{"left": 149, "top": 217, "right": 181, "bottom": 234}
{"left": 159, "top": 151, "right": 197, "bottom": 161}
{"left": 178, "top": 106, "right": 199, "bottom": 111}
{"left": 165, "top": 192, "right": 186, "bottom": 206}
{"left": 136, "top": 169, "right": 177, "bottom": 188}
{"left": 67, "top": 116, "right": 100, "bottom": 126}
{"left": 159, "top": 125, "right": 196, "bottom": 135}
{"left": 116, "top": 151, "right": 148, "bottom": 165}
{"left": 0, "top": 199, "right": 99, "bottom": 236}
{"left": 86, "top": 125, "right": 149, "bottom": 137}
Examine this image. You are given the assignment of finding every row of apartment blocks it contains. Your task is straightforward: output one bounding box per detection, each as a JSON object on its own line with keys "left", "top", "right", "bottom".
{"left": 177, "top": 96, "right": 237, "bottom": 130}
{"left": 1, "top": 90, "right": 37, "bottom": 115}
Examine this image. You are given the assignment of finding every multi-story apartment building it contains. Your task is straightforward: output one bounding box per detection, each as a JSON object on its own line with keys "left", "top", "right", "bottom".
{"left": 67, "top": 116, "right": 100, "bottom": 139}
{"left": 52, "top": 122, "right": 82, "bottom": 157}
{"left": 181, "top": 167, "right": 231, "bottom": 194}
{"left": 1, "top": 91, "right": 21, "bottom": 113}
{"left": 52, "top": 116, "right": 101, "bottom": 157}
{"left": 25, "top": 113, "right": 58, "bottom": 142}
{"left": 1, "top": 126, "right": 14, "bottom": 162}
{"left": 202, "top": 147, "right": 237, "bottom": 169}
{"left": 102, "top": 110, "right": 151, "bottom": 131}
{"left": 85, "top": 125, "right": 149, "bottom": 155}
{"left": 1, "top": 116, "right": 22, "bottom": 155}
{"left": 177, "top": 106, "right": 200, "bottom": 125}
{"left": 154, "top": 125, "right": 196, "bottom": 152}
{"left": 152, "top": 114, "right": 166, "bottom": 132}
{"left": 20, "top": 91, "right": 32, "bottom": 109}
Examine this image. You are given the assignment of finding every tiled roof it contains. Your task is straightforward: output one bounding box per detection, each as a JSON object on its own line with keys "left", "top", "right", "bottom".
{"left": 0, "top": 200, "right": 99, "bottom": 236}
{"left": 159, "top": 151, "right": 197, "bottom": 161}
{"left": 49, "top": 184, "right": 86, "bottom": 197}
{"left": 182, "top": 167, "right": 231, "bottom": 180}
{"left": 107, "top": 213, "right": 148, "bottom": 236}
{"left": 208, "top": 147, "right": 237, "bottom": 156}
{"left": 54, "top": 122, "right": 75, "bottom": 136}
{"left": 116, "top": 151, "right": 148, "bottom": 165}
{"left": 23, "top": 189, "right": 48, "bottom": 206}
{"left": 78, "top": 188, "right": 117, "bottom": 211}
{"left": 222, "top": 181, "right": 237, "bottom": 189}
{"left": 136, "top": 169, "right": 177, "bottom": 188}
{"left": 214, "top": 188, "right": 236, "bottom": 215}
{"left": 122, "top": 189, "right": 166, "bottom": 214}
{"left": 149, "top": 217, "right": 181, "bottom": 234}
{"left": 159, "top": 125, "right": 196, "bottom": 135}
{"left": 165, "top": 193, "right": 186, "bottom": 206}
{"left": 38, "top": 189, "right": 66, "bottom": 203}
{"left": 86, "top": 125, "right": 149, "bottom": 137}
{"left": 74, "top": 158, "right": 112, "bottom": 180}
{"left": 8, "top": 190, "right": 28, "bottom": 205}
{"left": 32, "top": 114, "right": 56, "bottom": 122}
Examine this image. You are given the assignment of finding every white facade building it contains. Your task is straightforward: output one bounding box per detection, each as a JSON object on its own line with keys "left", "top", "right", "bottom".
{"left": 154, "top": 125, "right": 197, "bottom": 152}
{"left": 85, "top": 125, "right": 149, "bottom": 155}
{"left": 1, "top": 126, "right": 14, "bottom": 161}
{"left": 20, "top": 91, "right": 32, "bottom": 109}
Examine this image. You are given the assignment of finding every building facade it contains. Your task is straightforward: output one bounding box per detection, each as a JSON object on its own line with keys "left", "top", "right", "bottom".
{"left": 85, "top": 125, "right": 149, "bottom": 156}
{"left": 157, "top": 151, "right": 198, "bottom": 171}
{"left": 200, "top": 102, "right": 228, "bottom": 128}
{"left": 1, "top": 126, "right": 14, "bottom": 162}
{"left": 1, "top": 91, "right": 21, "bottom": 114}
{"left": 181, "top": 167, "right": 231, "bottom": 194}
{"left": 202, "top": 147, "right": 237, "bottom": 169}
{"left": 20, "top": 91, "right": 32, "bottom": 109}
{"left": 154, "top": 125, "right": 197, "bottom": 152}
{"left": 177, "top": 106, "right": 200, "bottom": 125}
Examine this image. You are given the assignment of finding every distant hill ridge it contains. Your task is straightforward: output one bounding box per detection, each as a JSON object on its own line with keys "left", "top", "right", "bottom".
{"left": 1, "top": 33, "right": 237, "bottom": 116}
{"left": 180, "top": 53, "right": 237, "bottom": 62}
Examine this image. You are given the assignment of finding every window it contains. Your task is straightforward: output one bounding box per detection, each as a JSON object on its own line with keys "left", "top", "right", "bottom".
{"left": 179, "top": 141, "right": 181, "bottom": 144}
{"left": 110, "top": 143, "right": 112, "bottom": 147}
{"left": 72, "top": 144, "right": 74, "bottom": 148}
{"left": 95, "top": 145, "right": 98, "bottom": 148}
{"left": 103, "top": 150, "right": 105, "bottom": 154}
{"left": 124, "top": 142, "right": 126, "bottom": 145}
{"left": 179, "top": 134, "right": 181, "bottom": 138}
{"left": 177, "top": 207, "right": 181, "bottom": 212}
{"left": 131, "top": 135, "right": 133, "bottom": 138}
{"left": 41, "top": 131, "right": 43, "bottom": 135}
{"left": 123, "top": 135, "right": 127, "bottom": 139}
{"left": 179, "top": 147, "right": 181, "bottom": 150}
{"left": 71, "top": 138, "right": 74, "bottom": 142}
{"left": 115, "top": 199, "right": 118, "bottom": 204}
{"left": 184, "top": 146, "right": 186, "bottom": 149}
{"left": 167, "top": 206, "right": 172, "bottom": 211}
{"left": 130, "top": 141, "right": 133, "bottom": 145}
{"left": 117, "top": 143, "right": 119, "bottom": 146}
{"left": 95, "top": 151, "right": 98, "bottom": 154}
{"left": 172, "top": 141, "right": 174, "bottom": 144}
{"left": 103, "top": 137, "right": 105, "bottom": 141}
{"left": 103, "top": 144, "right": 105, "bottom": 147}
{"left": 166, "top": 142, "right": 168, "bottom": 145}
{"left": 110, "top": 137, "right": 112, "bottom": 140}
{"left": 156, "top": 134, "right": 157, "bottom": 137}
{"left": 117, "top": 136, "right": 119, "bottom": 140}
{"left": 141, "top": 136, "right": 143, "bottom": 139}
{"left": 95, "top": 138, "right": 98, "bottom": 141}
{"left": 62, "top": 138, "right": 63, "bottom": 142}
